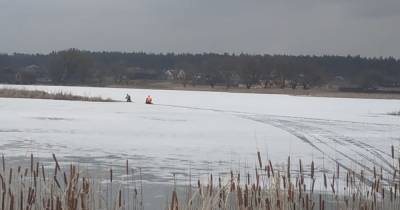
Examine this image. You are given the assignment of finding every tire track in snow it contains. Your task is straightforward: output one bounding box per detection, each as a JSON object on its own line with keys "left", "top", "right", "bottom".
{"left": 157, "top": 104, "right": 400, "bottom": 183}
{"left": 156, "top": 103, "right": 399, "bottom": 185}
{"left": 240, "top": 114, "right": 397, "bottom": 179}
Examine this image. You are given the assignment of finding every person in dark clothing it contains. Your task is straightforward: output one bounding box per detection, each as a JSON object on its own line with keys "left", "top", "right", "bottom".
{"left": 125, "top": 94, "right": 132, "bottom": 102}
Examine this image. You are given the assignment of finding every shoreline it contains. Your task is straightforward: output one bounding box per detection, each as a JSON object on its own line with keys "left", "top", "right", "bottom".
{"left": 108, "top": 83, "right": 400, "bottom": 100}
{"left": 2, "top": 82, "right": 400, "bottom": 100}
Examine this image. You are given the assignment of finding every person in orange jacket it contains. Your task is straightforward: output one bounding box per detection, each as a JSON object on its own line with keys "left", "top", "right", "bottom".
{"left": 145, "top": 95, "right": 153, "bottom": 104}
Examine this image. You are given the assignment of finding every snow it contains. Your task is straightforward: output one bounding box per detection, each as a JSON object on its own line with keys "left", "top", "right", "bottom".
{"left": 1, "top": 84, "right": 400, "bottom": 185}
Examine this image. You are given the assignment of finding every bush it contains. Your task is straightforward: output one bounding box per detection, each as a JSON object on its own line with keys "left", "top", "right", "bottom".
{"left": 0, "top": 88, "right": 114, "bottom": 102}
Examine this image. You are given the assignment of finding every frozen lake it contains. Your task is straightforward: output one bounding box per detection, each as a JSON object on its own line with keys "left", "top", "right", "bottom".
{"left": 1, "top": 84, "right": 400, "bottom": 207}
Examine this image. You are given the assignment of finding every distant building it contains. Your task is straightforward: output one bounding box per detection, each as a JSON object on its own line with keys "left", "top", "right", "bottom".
{"left": 177, "top": 70, "right": 186, "bottom": 80}
{"left": 165, "top": 69, "right": 178, "bottom": 80}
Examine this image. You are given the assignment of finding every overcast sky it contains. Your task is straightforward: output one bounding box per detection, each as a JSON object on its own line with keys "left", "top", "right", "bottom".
{"left": 0, "top": 0, "right": 399, "bottom": 57}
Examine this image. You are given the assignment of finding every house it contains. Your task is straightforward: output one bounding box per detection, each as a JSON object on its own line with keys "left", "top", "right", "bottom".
{"left": 176, "top": 70, "right": 186, "bottom": 80}
{"left": 165, "top": 69, "right": 178, "bottom": 80}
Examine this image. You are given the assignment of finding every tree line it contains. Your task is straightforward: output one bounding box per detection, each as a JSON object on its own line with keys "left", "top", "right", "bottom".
{"left": 1, "top": 49, "right": 400, "bottom": 90}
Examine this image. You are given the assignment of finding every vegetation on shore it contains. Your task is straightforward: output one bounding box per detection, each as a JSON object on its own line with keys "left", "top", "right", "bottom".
{"left": 1, "top": 145, "right": 399, "bottom": 209}
{"left": 1, "top": 49, "right": 400, "bottom": 92}
{"left": 0, "top": 88, "right": 114, "bottom": 102}
{"left": 389, "top": 110, "right": 400, "bottom": 116}
{"left": 170, "top": 148, "right": 400, "bottom": 210}
{"left": 0, "top": 154, "right": 144, "bottom": 210}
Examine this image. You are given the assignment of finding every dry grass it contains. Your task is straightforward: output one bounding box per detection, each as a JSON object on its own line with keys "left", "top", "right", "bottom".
{"left": 169, "top": 146, "right": 400, "bottom": 210}
{"left": 2, "top": 146, "right": 399, "bottom": 210}
{"left": 0, "top": 153, "right": 143, "bottom": 210}
{"left": 0, "top": 88, "right": 114, "bottom": 102}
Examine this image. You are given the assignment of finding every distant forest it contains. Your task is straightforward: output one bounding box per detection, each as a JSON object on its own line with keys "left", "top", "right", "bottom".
{"left": 1, "top": 49, "right": 400, "bottom": 90}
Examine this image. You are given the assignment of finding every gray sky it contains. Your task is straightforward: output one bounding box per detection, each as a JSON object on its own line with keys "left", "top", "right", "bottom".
{"left": 0, "top": 0, "right": 399, "bottom": 57}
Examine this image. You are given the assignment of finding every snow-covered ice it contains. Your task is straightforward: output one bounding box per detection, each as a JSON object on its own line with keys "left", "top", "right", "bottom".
{"left": 1, "top": 84, "right": 400, "bottom": 184}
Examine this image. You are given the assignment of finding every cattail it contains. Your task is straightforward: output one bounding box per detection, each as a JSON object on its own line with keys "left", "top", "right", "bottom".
{"left": 30, "top": 153, "right": 33, "bottom": 175}
{"left": 118, "top": 189, "right": 122, "bottom": 207}
{"left": 42, "top": 165, "right": 46, "bottom": 182}
{"left": 311, "top": 160, "right": 314, "bottom": 179}
{"left": 244, "top": 184, "right": 249, "bottom": 207}
{"left": 319, "top": 194, "right": 322, "bottom": 210}
{"left": 257, "top": 151, "right": 262, "bottom": 169}
{"left": 311, "top": 178, "right": 315, "bottom": 194}
{"left": 331, "top": 175, "right": 336, "bottom": 194}
{"left": 373, "top": 166, "right": 376, "bottom": 178}
{"left": 392, "top": 145, "right": 395, "bottom": 159}
{"left": 361, "top": 170, "right": 364, "bottom": 183}
{"left": 287, "top": 156, "right": 291, "bottom": 179}
{"left": 299, "top": 159, "right": 303, "bottom": 175}
{"left": 52, "top": 153, "right": 60, "bottom": 171}
{"left": 8, "top": 168, "right": 12, "bottom": 185}
{"left": 209, "top": 173, "right": 213, "bottom": 196}
{"left": 33, "top": 170, "right": 37, "bottom": 188}
{"left": 336, "top": 162, "right": 340, "bottom": 178}
{"left": 282, "top": 176, "right": 286, "bottom": 189}
{"left": 269, "top": 160, "right": 274, "bottom": 177}
{"left": 63, "top": 172, "right": 68, "bottom": 186}
{"left": 110, "top": 169, "right": 113, "bottom": 183}
{"left": 391, "top": 187, "right": 393, "bottom": 202}
{"left": 54, "top": 176, "right": 61, "bottom": 189}
{"left": 323, "top": 173, "right": 327, "bottom": 189}
{"left": 126, "top": 160, "right": 129, "bottom": 175}
{"left": 1, "top": 154, "right": 4, "bottom": 172}
{"left": 36, "top": 162, "right": 39, "bottom": 177}
{"left": 198, "top": 179, "right": 202, "bottom": 195}
{"left": 0, "top": 174, "right": 3, "bottom": 190}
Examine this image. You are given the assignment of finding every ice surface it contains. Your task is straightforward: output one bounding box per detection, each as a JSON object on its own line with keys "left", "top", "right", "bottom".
{"left": 1, "top": 84, "right": 400, "bottom": 185}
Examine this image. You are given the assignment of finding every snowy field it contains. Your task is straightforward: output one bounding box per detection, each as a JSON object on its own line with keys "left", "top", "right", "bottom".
{"left": 1, "top": 84, "right": 400, "bottom": 206}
